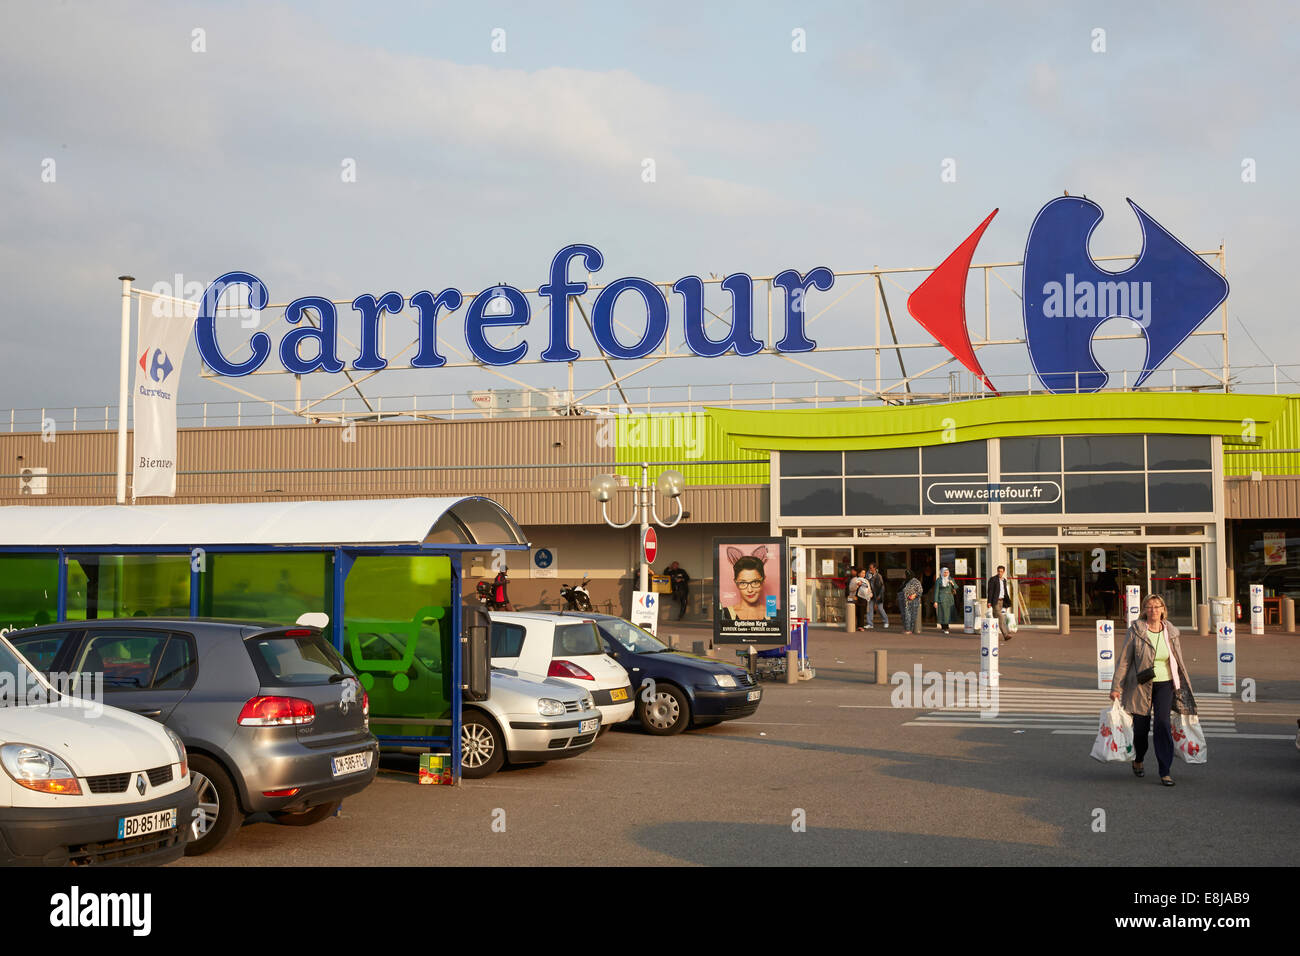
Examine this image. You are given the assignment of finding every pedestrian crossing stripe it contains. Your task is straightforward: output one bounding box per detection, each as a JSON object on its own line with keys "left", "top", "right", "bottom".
{"left": 903, "top": 685, "right": 1238, "bottom": 734}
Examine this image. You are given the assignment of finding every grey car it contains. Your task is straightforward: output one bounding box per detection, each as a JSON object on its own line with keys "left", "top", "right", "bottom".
{"left": 8, "top": 618, "right": 379, "bottom": 855}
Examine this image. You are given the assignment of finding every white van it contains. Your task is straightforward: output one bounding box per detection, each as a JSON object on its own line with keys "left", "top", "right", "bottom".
{"left": 0, "top": 634, "right": 197, "bottom": 866}
{"left": 488, "top": 612, "right": 635, "bottom": 727}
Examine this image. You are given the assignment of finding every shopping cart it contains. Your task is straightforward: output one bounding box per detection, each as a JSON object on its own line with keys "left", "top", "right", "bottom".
{"left": 749, "top": 618, "right": 815, "bottom": 681}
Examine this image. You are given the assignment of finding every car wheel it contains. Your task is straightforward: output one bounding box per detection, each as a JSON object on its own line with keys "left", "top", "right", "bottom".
{"left": 461, "top": 709, "right": 506, "bottom": 778}
{"left": 185, "top": 755, "right": 245, "bottom": 856}
{"left": 638, "top": 683, "right": 690, "bottom": 736}
{"left": 270, "top": 801, "right": 340, "bottom": 827}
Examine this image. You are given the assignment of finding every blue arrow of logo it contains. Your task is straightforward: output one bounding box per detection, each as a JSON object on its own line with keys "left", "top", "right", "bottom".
{"left": 1022, "top": 197, "right": 1229, "bottom": 393}
{"left": 150, "top": 349, "right": 174, "bottom": 383}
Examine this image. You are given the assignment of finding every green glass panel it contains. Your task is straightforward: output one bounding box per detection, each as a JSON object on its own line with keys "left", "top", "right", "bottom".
{"left": 198, "top": 553, "right": 332, "bottom": 635}
{"left": 0, "top": 554, "right": 59, "bottom": 630}
{"left": 343, "top": 555, "right": 454, "bottom": 737}
{"left": 66, "top": 554, "right": 190, "bottom": 622}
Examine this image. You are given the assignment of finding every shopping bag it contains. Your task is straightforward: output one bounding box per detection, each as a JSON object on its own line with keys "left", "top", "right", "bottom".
{"left": 1172, "top": 713, "right": 1208, "bottom": 764}
{"left": 1090, "top": 701, "right": 1135, "bottom": 763}
{"left": 1000, "top": 608, "right": 1018, "bottom": 634}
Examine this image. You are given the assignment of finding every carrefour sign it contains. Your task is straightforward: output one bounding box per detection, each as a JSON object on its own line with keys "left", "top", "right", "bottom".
{"left": 194, "top": 197, "right": 1227, "bottom": 394}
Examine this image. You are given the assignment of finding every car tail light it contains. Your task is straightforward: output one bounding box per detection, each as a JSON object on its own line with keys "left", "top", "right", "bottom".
{"left": 262, "top": 787, "right": 301, "bottom": 797}
{"left": 548, "top": 660, "right": 594, "bottom": 680}
{"left": 283, "top": 628, "right": 314, "bottom": 636}
{"left": 238, "top": 696, "right": 316, "bottom": 726}
{"left": 363, "top": 690, "right": 370, "bottom": 729}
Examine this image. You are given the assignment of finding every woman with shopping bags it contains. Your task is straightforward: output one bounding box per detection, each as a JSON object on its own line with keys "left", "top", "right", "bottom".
{"left": 1110, "top": 594, "right": 1197, "bottom": 787}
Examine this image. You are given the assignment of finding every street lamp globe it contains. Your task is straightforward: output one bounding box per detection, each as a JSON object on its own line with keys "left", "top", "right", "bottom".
{"left": 589, "top": 473, "right": 619, "bottom": 502}
{"left": 655, "top": 469, "right": 686, "bottom": 498}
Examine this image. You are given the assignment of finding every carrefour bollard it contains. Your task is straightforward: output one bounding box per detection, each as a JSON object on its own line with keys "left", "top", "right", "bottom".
{"left": 1125, "top": 586, "right": 1141, "bottom": 626}
{"left": 874, "top": 648, "right": 888, "bottom": 685}
{"left": 1250, "top": 584, "right": 1264, "bottom": 634}
{"left": 1284, "top": 596, "right": 1295, "bottom": 633}
{"left": 963, "top": 585, "right": 976, "bottom": 633}
{"left": 1096, "top": 620, "right": 1115, "bottom": 691}
{"left": 980, "top": 615, "right": 1000, "bottom": 689}
{"left": 1216, "top": 622, "right": 1236, "bottom": 693}
{"left": 1059, "top": 603, "right": 1070, "bottom": 635}
{"left": 785, "top": 650, "right": 798, "bottom": 685}
{"left": 845, "top": 601, "right": 856, "bottom": 633}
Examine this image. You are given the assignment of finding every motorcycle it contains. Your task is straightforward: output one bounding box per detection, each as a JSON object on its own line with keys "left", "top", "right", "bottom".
{"left": 560, "top": 575, "right": 593, "bottom": 612}
{"left": 476, "top": 580, "right": 508, "bottom": 610}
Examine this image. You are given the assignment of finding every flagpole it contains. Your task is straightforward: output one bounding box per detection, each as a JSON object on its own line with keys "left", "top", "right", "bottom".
{"left": 116, "top": 275, "right": 134, "bottom": 504}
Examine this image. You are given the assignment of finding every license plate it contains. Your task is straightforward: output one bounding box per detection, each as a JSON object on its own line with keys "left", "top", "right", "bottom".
{"left": 610, "top": 688, "right": 628, "bottom": 701}
{"left": 579, "top": 718, "right": 599, "bottom": 734}
{"left": 747, "top": 690, "right": 761, "bottom": 702}
{"left": 117, "top": 808, "right": 177, "bottom": 839}
{"left": 331, "top": 751, "right": 373, "bottom": 776}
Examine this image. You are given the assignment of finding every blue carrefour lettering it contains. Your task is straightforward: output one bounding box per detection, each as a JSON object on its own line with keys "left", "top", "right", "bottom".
{"left": 772, "top": 267, "right": 833, "bottom": 352}
{"left": 465, "top": 285, "right": 529, "bottom": 366}
{"left": 539, "top": 244, "right": 602, "bottom": 362}
{"left": 195, "top": 272, "right": 272, "bottom": 376}
{"left": 409, "top": 288, "right": 462, "bottom": 369}
{"left": 591, "top": 277, "right": 668, "bottom": 360}
{"left": 352, "top": 292, "right": 404, "bottom": 372}
{"left": 280, "top": 297, "right": 345, "bottom": 374}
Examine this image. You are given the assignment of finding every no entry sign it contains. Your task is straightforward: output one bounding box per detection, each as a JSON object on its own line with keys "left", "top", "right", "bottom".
{"left": 643, "top": 526, "right": 658, "bottom": 565}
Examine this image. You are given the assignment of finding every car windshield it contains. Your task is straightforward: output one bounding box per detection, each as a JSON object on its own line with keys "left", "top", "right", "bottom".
{"left": 0, "top": 638, "right": 54, "bottom": 708}
{"left": 596, "top": 618, "right": 670, "bottom": 654}
{"left": 551, "top": 622, "right": 604, "bottom": 657}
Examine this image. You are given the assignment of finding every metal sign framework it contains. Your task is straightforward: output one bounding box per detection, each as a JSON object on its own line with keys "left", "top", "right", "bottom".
{"left": 128, "top": 247, "right": 1231, "bottom": 425}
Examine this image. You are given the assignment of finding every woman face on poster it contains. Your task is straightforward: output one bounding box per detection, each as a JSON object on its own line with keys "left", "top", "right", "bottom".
{"left": 725, "top": 549, "right": 770, "bottom": 620}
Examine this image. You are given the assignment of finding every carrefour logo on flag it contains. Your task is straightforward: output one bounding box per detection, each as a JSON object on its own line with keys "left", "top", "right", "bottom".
{"left": 139, "top": 348, "right": 175, "bottom": 383}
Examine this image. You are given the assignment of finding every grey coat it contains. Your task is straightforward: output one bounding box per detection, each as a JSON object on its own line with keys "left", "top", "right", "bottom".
{"left": 1111, "top": 619, "right": 1196, "bottom": 717}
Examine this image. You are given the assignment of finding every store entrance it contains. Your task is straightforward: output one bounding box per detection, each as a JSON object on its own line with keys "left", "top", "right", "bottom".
{"left": 1009, "top": 545, "right": 1058, "bottom": 627}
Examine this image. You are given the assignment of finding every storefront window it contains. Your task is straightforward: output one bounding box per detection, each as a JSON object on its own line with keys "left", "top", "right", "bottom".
{"left": 1147, "top": 473, "right": 1213, "bottom": 512}
{"left": 198, "top": 552, "right": 332, "bottom": 631}
{"left": 343, "top": 555, "right": 454, "bottom": 736}
{"left": 922, "top": 440, "right": 988, "bottom": 475}
{"left": 1147, "top": 435, "right": 1211, "bottom": 471}
{"left": 845, "top": 448, "right": 918, "bottom": 475}
{"left": 1001, "top": 437, "right": 1061, "bottom": 473}
{"left": 1065, "top": 474, "right": 1146, "bottom": 513}
{"left": 847, "top": 477, "right": 920, "bottom": 515}
{"left": 1000, "top": 474, "right": 1064, "bottom": 514}
{"left": 66, "top": 554, "right": 191, "bottom": 621}
{"left": 781, "top": 451, "right": 842, "bottom": 477}
{"left": 1064, "top": 436, "right": 1145, "bottom": 472}
{"left": 0, "top": 554, "right": 59, "bottom": 630}
{"left": 780, "top": 478, "right": 843, "bottom": 515}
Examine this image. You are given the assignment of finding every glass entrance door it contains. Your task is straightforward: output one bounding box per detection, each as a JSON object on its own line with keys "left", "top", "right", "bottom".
{"left": 1149, "top": 546, "right": 1201, "bottom": 629}
{"left": 938, "top": 547, "right": 986, "bottom": 618}
{"left": 1009, "top": 546, "right": 1058, "bottom": 627}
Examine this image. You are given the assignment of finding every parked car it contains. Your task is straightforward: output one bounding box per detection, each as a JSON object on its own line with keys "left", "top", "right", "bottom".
{"left": 488, "top": 612, "right": 635, "bottom": 728}
{"left": 0, "top": 632, "right": 197, "bottom": 865}
{"left": 7, "top": 619, "right": 379, "bottom": 856}
{"left": 461, "top": 670, "right": 601, "bottom": 778}
{"left": 583, "top": 613, "right": 762, "bottom": 735}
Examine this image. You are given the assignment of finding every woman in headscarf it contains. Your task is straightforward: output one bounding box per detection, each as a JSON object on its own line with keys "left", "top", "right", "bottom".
{"left": 901, "top": 569, "right": 922, "bottom": 635}
{"left": 933, "top": 566, "right": 958, "bottom": 634}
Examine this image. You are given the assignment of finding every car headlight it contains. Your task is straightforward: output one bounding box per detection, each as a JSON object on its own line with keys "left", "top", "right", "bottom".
{"left": 164, "top": 726, "right": 188, "bottom": 778}
{"left": 714, "top": 674, "right": 738, "bottom": 688}
{"left": 537, "top": 698, "right": 566, "bottom": 717}
{"left": 0, "top": 743, "right": 82, "bottom": 795}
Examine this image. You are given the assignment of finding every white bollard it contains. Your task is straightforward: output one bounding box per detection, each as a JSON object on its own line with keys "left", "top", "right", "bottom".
{"left": 1125, "top": 585, "right": 1141, "bottom": 626}
{"left": 1216, "top": 622, "right": 1237, "bottom": 693}
{"left": 1249, "top": 583, "right": 1264, "bottom": 635}
{"left": 1095, "top": 620, "right": 1115, "bottom": 691}
{"left": 980, "top": 614, "right": 1000, "bottom": 689}
{"left": 963, "top": 584, "right": 976, "bottom": 634}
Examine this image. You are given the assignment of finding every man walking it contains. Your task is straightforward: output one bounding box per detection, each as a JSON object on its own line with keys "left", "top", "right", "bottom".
{"left": 866, "top": 562, "right": 889, "bottom": 629}
{"left": 667, "top": 561, "right": 691, "bottom": 620}
{"left": 986, "top": 565, "right": 1014, "bottom": 643}
{"left": 847, "top": 567, "right": 870, "bottom": 631}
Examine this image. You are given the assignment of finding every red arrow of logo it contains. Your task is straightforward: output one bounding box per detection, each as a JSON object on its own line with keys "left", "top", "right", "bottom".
{"left": 907, "top": 209, "right": 1000, "bottom": 395}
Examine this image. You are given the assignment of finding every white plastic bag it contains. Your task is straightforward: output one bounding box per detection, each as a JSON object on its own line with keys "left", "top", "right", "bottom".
{"left": 1091, "top": 701, "right": 1135, "bottom": 763}
{"left": 1000, "top": 608, "right": 1018, "bottom": 634}
{"left": 1172, "top": 713, "right": 1208, "bottom": 764}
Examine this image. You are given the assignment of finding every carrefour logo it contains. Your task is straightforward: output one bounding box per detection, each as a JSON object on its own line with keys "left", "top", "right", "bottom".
{"left": 1099, "top": 649, "right": 1113, "bottom": 660}
{"left": 139, "top": 347, "right": 174, "bottom": 383}
{"left": 1220, "top": 652, "right": 1234, "bottom": 663}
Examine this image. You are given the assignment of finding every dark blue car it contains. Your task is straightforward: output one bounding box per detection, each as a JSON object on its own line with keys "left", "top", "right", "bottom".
{"left": 581, "top": 613, "right": 761, "bottom": 735}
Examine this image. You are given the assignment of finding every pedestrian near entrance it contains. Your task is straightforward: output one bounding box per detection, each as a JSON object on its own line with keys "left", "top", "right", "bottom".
{"left": 987, "top": 565, "right": 1015, "bottom": 643}
{"left": 492, "top": 567, "right": 514, "bottom": 611}
{"left": 1110, "top": 594, "right": 1197, "bottom": 787}
{"left": 667, "top": 561, "right": 691, "bottom": 620}
{"left": 933, "top": 566, "right": 957, "bottom": 633}
{"left": 848, "top": 567, "right": 871, "bottom": 631}
{"left": 866, "top": 563, "right": 888, "bottom": 629}
{"left": 901, "top": 570, "right": 922, "bottom": 634}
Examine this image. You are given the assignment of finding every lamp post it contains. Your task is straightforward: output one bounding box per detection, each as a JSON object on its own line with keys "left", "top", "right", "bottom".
{"left": 590, "top": 464, "right": 686, "bottom": 593}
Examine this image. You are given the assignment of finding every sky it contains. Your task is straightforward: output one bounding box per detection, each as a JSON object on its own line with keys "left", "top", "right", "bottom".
{"left": 2, "top": 0, "right": 1297, "bottom": 421}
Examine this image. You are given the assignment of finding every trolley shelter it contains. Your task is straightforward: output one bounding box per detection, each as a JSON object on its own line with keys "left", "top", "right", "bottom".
{"left": 0, "top": 496, "right": 528, "bottom": 775}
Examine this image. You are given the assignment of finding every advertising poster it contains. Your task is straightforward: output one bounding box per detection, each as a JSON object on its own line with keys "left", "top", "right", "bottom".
{"left": 1263, "top": 531, "right": 1286, "bottom": 566}
{"left": 714, "top": 536, "right": 787, "bottom": 644}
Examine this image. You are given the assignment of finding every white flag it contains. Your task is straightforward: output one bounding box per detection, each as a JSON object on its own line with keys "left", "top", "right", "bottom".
{"left": 132, "top": 293, "right": 194, "bottom": 498}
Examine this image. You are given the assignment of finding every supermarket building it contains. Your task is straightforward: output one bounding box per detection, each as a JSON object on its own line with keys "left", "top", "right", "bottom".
{"left": 3, "top": 390, "right": 1299, "bottom": 632}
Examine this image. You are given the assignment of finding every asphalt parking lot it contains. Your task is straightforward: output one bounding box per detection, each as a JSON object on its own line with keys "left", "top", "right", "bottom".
{"left": 178, "top": 625, "right": 1300, "bottom": 866}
